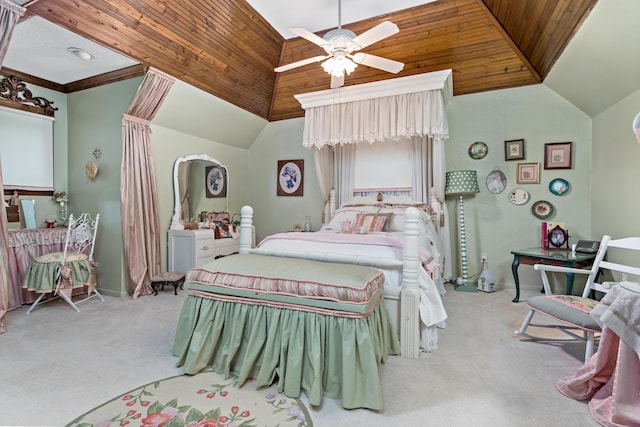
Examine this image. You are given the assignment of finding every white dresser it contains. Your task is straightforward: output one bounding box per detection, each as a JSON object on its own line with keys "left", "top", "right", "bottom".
{"left": 168, "top": 229, "right": 219, "bottom": 273}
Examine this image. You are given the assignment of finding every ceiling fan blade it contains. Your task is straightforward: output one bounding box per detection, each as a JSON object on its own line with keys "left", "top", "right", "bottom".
{"left": 350, "top": 53, "right": 404, "bottom": 74}
{"left": 352, "top": 21, "right": 399, "bottom": 50}
{"left": 330, "top": 74, "right": 344, "bottom": 89}
{"left": 288, "top": 27, "right": 328, "bottom": 48}
{"left": 275, "top": 55, "right": 329, "bottom": 72}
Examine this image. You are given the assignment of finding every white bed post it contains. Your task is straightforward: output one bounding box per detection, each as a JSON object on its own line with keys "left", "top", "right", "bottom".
{"left": 239, "top": 205, "right": 253, "bottom": 254}
{"left": 329, "top": 189, "right": 336, "bottom": 222}
{"left": 400, "top": 207, "right": 421, "bottom": 359}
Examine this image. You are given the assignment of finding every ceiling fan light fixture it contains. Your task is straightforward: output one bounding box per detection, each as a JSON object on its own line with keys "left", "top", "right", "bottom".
{"left": 323, "top": 28, "right": 359, "bottom": 53}
{"left": 67, "top": 47, "right": 93, "bottom": 61}
{"left": 322, "top": 55, "right": 357, "bottom": 78}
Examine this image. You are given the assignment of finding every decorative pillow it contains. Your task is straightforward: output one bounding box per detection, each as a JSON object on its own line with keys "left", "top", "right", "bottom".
{"left": 324, "top": 207, "right": 376, "bottom": 231}
{"left": 375, "top": 212, "right": 393, "bottom": 232}
{"left": 354, "top": 213, "right": 387, "bottom": 233}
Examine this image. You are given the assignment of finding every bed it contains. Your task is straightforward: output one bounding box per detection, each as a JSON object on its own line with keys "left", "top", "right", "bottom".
{"left": 238, "top": 193, "right": 448, "bottom": 358}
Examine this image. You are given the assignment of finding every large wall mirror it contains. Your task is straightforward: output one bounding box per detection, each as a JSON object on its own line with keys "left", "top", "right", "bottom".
{"left": 170, "top": 153, "right": 229, "bottom": 230}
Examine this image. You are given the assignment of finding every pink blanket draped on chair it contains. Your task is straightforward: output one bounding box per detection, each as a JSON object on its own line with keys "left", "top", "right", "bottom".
{"left": 556, "top": 283, "right": 640, "bottom": 427}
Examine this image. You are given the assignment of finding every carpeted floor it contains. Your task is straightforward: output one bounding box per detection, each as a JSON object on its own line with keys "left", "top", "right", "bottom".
{"left": 0, "top": 284, "right": 599, "bottom": 426}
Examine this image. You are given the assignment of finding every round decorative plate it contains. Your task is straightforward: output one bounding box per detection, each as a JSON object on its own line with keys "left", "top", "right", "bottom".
{"left": 549, "top": 178, "right": 570, "bottom": 196}
{"left": 532, "top": 200, "right": 554, "bottom": 219}
{"left": 486, "top": 167, "right": 507, "bottom": 194}
{"left": 468, "top": 141, "right": 488, "bottom": 159}
{"left": 509, "top": 188, "right": 530, "bottom": 205}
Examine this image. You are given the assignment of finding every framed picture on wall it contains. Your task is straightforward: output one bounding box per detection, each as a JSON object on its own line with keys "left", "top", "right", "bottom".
{"left": 516, "top": 162, "right": 540, "bottom": 184}
{"left": 544, "top": 142, "right": 572, "bottom": 169}
{"left": 504, "top": 139, "right": 525, "bottom": 161}
{"left": 277, "top": 159, "right": 304, "bottom": 196}
{"left": 205, "top": 165, "right": 227, "bottom": 198}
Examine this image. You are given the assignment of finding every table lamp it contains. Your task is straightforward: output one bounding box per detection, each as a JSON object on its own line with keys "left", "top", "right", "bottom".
{"left": 445, "top": 170, "right": 480, "bottom": 292}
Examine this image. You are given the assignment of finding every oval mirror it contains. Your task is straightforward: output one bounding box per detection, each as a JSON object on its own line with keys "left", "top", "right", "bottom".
{"left": 170, "top": 154, "right": 229, "bottom": 230}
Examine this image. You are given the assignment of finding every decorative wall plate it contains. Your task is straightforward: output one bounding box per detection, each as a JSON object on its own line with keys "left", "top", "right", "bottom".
{"left": 468, "top": 141, "right": 488, "bottom": 159}
{"left": 509, "top": 188, "right": 529, "bottom": 205}
{"left": 486, "top": 167, "right": 507, "bottom": 194}
{"left": 532, "top": 200, "right": 554, "bottom": 219}
{"left": 549, "top": 178, "right": 570, "bottom": 195}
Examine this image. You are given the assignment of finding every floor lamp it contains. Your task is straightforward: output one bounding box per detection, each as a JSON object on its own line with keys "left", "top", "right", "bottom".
{"left": 445, "top": 170, "right": 480, "bottom": 292}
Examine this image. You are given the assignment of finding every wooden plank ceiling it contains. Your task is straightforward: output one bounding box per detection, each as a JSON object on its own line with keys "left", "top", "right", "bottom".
{"left": 22, "top": 0, "right": 597, "bottom": 122}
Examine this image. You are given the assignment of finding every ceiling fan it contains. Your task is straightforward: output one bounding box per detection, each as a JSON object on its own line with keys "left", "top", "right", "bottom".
{"left": 274, "top": 0, "right": 404, "bottom": 88}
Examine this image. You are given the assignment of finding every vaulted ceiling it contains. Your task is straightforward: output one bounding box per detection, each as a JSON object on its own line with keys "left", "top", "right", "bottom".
{"left": 6, "top": 0, "right": 597, "bottom": 122}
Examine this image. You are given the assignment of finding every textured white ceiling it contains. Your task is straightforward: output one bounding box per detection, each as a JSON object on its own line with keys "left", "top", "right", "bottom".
{"left": 2, "top": 16, "right": 138, "bottom": 85}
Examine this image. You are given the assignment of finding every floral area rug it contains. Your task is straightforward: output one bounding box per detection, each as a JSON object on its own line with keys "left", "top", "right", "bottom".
{"left": 67, "top": 371, "right": 312, "bottom": 427}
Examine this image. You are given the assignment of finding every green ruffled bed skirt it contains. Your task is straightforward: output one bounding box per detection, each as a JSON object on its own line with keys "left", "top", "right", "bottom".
{"left": 172, "top": 294, "right": 400, "bottom": 410}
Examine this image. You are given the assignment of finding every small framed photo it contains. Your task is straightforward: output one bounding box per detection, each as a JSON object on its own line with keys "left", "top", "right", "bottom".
{"left": 504, "top": 139, "right": 525, "bottom": 161}
{"left": 544, "top": 142, "right": 572, "bottom": 169}
{"left": 516, "top": 162, "right": 540, "bottom": 184}
{"left": 205, "top": 165, "right": 227, "bottom": 198}
{"left": 277, "top": 159, "right": 304, "bottom": 196}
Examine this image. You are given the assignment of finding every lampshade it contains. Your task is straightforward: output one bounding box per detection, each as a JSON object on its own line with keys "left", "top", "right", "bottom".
{"left": 445, "top": 170, "right": 480, "bottom": 195}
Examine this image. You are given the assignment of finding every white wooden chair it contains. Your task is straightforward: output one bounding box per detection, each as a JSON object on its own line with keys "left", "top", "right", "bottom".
{"left": 26, "top": 213, "right": 103, "bottom": 313}
{"left": 515, "top": 235, "right": 640, "bottom": 362}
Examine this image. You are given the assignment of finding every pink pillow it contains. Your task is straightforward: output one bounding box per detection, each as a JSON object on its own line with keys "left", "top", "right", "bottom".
{"left": 354, "top": 213, "right": 387, "bottom": 233}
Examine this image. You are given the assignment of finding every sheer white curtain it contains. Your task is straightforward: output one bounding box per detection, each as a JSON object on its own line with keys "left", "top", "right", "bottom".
{"left": 121, "top": 68, "right": 174, "bottom": 299}
{"left": 313, "top": 147, "right": 333, "bottom": 222}
{"left": 334, "top": 144, "right": 356, "bottom": 207}
{"left": 302, "top": 90, "right": 449, "bottom": 148}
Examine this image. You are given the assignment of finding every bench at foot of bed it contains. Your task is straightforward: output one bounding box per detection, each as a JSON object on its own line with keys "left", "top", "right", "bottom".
{"left": 171, "top": 253, "right": 399, "bottom": 410}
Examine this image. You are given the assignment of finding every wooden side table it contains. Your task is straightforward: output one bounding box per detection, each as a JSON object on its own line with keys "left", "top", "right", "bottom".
{"left": 151, "top": 272, "right": 186, "bottom": 295}
{"left": 510, "top": 247, "right": 596, "bottom": 302}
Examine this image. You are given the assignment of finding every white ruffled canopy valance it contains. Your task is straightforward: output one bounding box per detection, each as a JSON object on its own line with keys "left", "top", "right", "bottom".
{"left": 295, "top": 70, "right": 452, "bottom": 149}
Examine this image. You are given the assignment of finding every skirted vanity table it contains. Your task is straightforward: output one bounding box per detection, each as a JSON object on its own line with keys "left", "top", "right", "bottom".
{"left": 167, "top": 154, "right": 240, "bottom": 274}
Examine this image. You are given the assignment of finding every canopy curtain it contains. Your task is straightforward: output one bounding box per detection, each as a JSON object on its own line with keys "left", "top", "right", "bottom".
{"left": 302, "top": 90, "right": 449, "bottom": 149}
{"left": 312, "top": 147, "right": 334, "bottom": 223}
{"left": 0, "top": 0, "right": 24, "bottom": 65}
{"left": 305, "top": 87, "right": 452, "bottom": 279}
{"left": 0, "top": 0, "right": 25, "bottom": 333}
{"left": 121, "top": 67, "right": 174, "bottom": 299}
{"left": 410, "top": 135, "right": 452, "bottom": 280}
{"left": 334, "top": 144, "right": 356, "bottom": 208}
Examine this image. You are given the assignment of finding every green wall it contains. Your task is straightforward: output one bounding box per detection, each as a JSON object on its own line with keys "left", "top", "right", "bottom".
{"left": 67, "top": 77, "right": 143, "bottom": 297}
{"left": 248, "top": 118, "right": 323, "bottom": 242}
{"left": 445, "top": 85, "right": 592, "bottom": 291}
{"left": 592, "top": 88, "right": 640, "bottom": 269}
